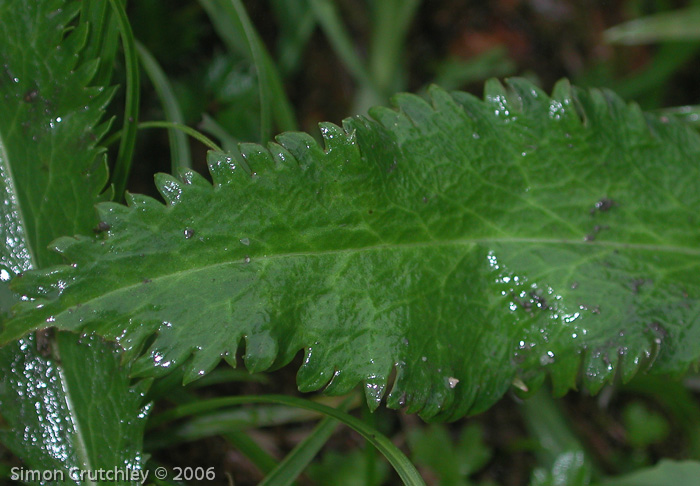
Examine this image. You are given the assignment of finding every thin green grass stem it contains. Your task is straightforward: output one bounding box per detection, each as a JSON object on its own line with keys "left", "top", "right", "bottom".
{"left": 104, "top": 121, "right": 223, "bottom": 153}
{"left": 150, "top": 395, "right": 426, "bottom": 486}
{"left": 136, "top": 41, "right": 192, "bottom": 172}
{"left": 108, "top": 0, "right": 140, "bottom": 200}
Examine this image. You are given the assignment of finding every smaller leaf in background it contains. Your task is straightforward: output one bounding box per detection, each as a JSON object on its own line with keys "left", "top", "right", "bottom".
{"left": 621, "top": 402, "right": 670, "bottom": 449}
{"left": 604, "top": 7, "right": 700, "bottom": 44}
{"left": 520, "top": 389, "right": 592, "bottom": 471}
{"left": 530, "top": 451, "right": 591, "bottom": 486}
{"left": 596, "top": 460, "right": 700, "bottom": 486}
{"left": 307, "top": 450, "right": 389, "bottom": 486}
{"left": 408, "top": 423, "right": 492, "bottom": 486}
{"left": 621, "top": 375, "right": 700, "bottom": 459}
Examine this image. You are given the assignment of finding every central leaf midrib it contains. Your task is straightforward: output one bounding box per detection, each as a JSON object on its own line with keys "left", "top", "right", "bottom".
{"left": 42, "top": 235, "right": 700, "bottom": 329}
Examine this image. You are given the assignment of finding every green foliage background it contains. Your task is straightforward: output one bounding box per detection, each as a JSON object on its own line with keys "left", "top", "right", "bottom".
{"left": 1, "top": 1, "right": 700, "bottom": 485}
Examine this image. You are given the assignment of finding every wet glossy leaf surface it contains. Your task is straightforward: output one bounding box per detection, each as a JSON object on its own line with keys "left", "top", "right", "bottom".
{"left": 0, "top": 0, "right": 149, "bottom": 481}
{"left": 0, "top": 332, "right": 150, "bottom": 484}
{"left": 4, "top": 78, "right": 700, "bottom": 420}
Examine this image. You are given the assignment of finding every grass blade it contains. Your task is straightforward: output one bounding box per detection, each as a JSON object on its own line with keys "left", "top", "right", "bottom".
{"left": 367, "top": 0, "right": 420, "bottom": 93}
{"left": 136, "top": 41, "right": 192, "bottom": 171}
{"left": 259, "top": 416, "right": 337, "bottom": 486}
{"left": 151, "top": 395, "right": 426, "bottom": 486}
{"left": 225, "top": 430, "right": 279, "bottom": 475}
{"left": 604, "top": 7, "right": 700, "bottom": 44}
{"left": 103, "top": 121, "right": 223, "bottom": 153}
{"left": 229, "top": 0, "right": 270, "bottom": 142}
{"left": 307, "top": 0, "right": 379, "bottom": 100}
{"left": 108, "top": 0, "right": 140, "bottom": 200}
{"left": 199, "top": 0, "right": 297, "bottom": 138}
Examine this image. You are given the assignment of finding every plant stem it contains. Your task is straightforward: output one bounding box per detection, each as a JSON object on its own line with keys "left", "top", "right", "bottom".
{"left": 103, "top": 121, "right": 223, "bottom": 153}
{"left": 136, "top": 41, "right": 192, "bottom": 172}
{"left": 151, "top": 395, "right": 426, "bottom": 486}
{"left": 108, "top": 0, "right": 140, "bottom": 201}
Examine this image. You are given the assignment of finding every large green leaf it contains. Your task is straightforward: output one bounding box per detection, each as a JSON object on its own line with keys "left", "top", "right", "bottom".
{"left": 0, "top": 0, "right": 149, "bottom": 482}
{"left": 4, "top": 78, "right": 700, "bottom": 420}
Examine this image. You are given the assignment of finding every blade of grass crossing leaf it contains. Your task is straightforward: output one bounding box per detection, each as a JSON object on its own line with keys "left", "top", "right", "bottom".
{"left": 259, "top": 395, "right": 354, "bottom": 486}
{"left": 151, "top": 395, "right": 426, "bottom": 486}
{"left": 136, "top": 41, "right": 192, "bottom": 171}
{"left": 108, "top": 0, "right": 140, "bottom": 200}
{"left": 103, "top": 121, "right": 223, "bottom": 153}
